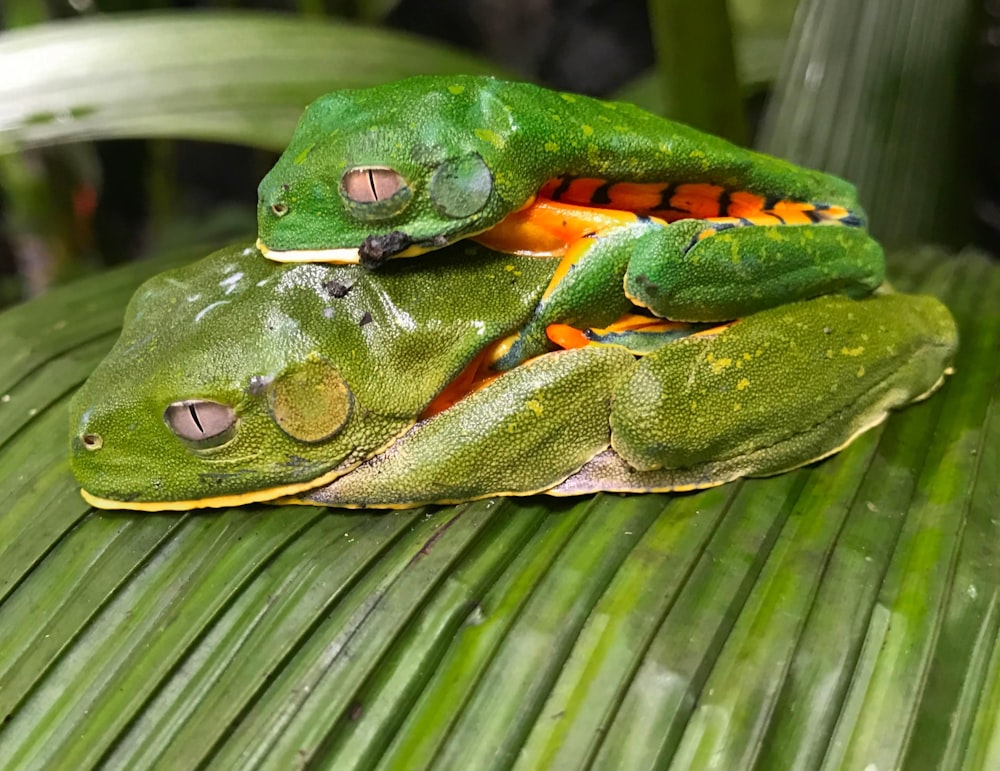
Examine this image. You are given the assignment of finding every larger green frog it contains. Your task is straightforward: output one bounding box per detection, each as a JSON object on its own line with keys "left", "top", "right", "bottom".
{"left": 69, "top": 241, "right": 956, "bottom": 511}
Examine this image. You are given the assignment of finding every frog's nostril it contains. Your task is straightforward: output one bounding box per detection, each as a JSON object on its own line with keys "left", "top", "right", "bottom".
{"left": 81, "top": 433, "right": 103, "bottom": 451}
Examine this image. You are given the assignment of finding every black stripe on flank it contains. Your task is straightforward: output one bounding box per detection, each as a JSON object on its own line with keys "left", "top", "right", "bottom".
{"left": 805, "top": 209, "right": 825, "bottom": 224}
{"left": 591, "top": 181, "right": 613, "bottom": 205}
{"left": 768, "top": 212, "right": 787, "bottom": 225}
{"left": 763, "top": 195, "right": 781, "bottom": 211}
{"left": 718, "top": 189, "right": 732, "bottom": 217}
{"left": 550, "top": 176, "right": 572, "bottom": 201}
{"left": 840, "top": 214, "right": 865, "bottom": 227}
{"left": 657, "top": 183, "right": 676, "bottom": 211}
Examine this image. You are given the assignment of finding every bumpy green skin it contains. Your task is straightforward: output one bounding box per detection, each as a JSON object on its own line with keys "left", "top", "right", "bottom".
{"left": 305, "top": 294, "right": 957, "bottom": 508}
{"left": 306, "top": 346, "right": 635, "bottom": 507}
{"left": 610, "top": 293, "right": 956, "bottom": 480}
{"left": 257, "top": 75, "right": 885, "bottom": 346}
{"left": 257, "top": 74, "right": 862, "bottom": 254}
{"left": 69, "top": 243, "right": 555, "bottom": 505}
{"left": 70, "top": 241, "right": 957, "bottom": 511}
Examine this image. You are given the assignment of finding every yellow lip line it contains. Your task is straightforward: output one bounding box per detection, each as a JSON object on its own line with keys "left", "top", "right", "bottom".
{"left": 79, "top": 461, "right": 355, "bottom": 512}
{"left": 256, "top": 239, "right": 448, "bottom": 264}
{"left": 256, "top": 239, "right": 361, "bottom": 264}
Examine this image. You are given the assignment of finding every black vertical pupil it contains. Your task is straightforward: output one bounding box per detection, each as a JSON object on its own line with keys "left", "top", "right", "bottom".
{"left": 188, "top": 403, "right": 204, "bottom": 433}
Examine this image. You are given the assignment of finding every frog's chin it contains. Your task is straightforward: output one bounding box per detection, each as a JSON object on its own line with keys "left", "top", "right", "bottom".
{"left": 256, "top": 239, "right": 362, "bottom": 264}
{"left": 78, "top": 462, "right": 351, "bottom": 512}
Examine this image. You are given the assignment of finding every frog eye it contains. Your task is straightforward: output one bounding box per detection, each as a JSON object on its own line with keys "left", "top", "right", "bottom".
{"left": 342, "top": 167, "right": 407, "bottom": 203}
{"left": 164, "top": 400, "right": 237, "bottom": 447}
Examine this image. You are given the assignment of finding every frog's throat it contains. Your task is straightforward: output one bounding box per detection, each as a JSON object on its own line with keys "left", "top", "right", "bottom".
{"left": 256, "top": 239, "right": 429, "bottom": 264}
{"left": 78, "top": 460, "right": 356, "bottom": 512}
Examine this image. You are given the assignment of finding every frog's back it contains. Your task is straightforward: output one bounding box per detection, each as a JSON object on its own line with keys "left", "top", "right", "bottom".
{"left": 468, "top": 76, "right": 865, "bottom": 226}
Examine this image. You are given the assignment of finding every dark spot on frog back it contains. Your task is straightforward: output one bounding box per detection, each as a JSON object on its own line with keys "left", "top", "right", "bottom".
{"left": 323, "top": 279, "right": 352, "bottom": 298}
{"left": 632, "top": 273, "right": 659, "bottom": 297}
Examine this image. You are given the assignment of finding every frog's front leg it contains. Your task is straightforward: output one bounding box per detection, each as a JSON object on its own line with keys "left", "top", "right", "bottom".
{"left": 623, "top": 217, "right": 885, "bottom": 321}
{"left": 296, "top": 345, "right": 636, "bottom": 509}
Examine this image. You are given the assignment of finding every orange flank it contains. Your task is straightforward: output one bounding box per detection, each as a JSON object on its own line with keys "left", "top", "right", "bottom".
{"left": 547, "top": 314, "right": 693, "bottom": 351}
{"left": 725, "top": 191, "right": 766, "bottom": 217}
{"left": 484, "top": 179, "right": 863, "bottom": 261}
{"left": 420, "top": 344, "right": 503, "bottom": 419}
{"left": 597, "top": 314, "right": 690, "bottom": 335}
{"left": 666, "top": 183, "right": 725, "bottom": 219}
{"left": 474, "top": 198, "right": 652, "bottom": 257}
{"left": 536, "top": 175, "right": 863, "bottom": 227}
{"left": 546, "top": 324, "right": 590, "bottom": 350}
{"left": 599, "top": 183, "right": 666, "bottom": 212}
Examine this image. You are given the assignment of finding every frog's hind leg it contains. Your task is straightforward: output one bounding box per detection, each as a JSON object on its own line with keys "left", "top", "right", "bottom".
{"left": 546, "top": 449, "right": 730, "bottom": 496}
{"left": 624, "top": 217, "right": 886, "bottom": 322}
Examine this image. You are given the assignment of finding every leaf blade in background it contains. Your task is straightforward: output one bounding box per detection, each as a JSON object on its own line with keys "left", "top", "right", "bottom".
{"left": 0, "top": 11, "right": 502, "bottom": 153}
{"left": 618, "top": 0, "right": 798, "bottom": 120}
{"left": 647, "top": 0, "right": 747, "bottom": 143}
{"left": 757, "top": 0, "right": 979, "bottom": 249}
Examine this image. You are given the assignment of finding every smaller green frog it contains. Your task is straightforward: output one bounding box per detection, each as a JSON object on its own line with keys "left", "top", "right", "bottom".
{"left": 256, "top": 75, "right": 884, "bottom": 335}
{"left": 69, "top": 242, "right": 956, "bottom": 511}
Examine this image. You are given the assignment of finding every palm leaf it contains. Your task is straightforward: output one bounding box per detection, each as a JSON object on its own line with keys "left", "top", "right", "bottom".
{"left": 0, "top": 247, "right": 997, "bottom": 767}
{"left": 0, "top": 11, "right": 501, "bottom": 153}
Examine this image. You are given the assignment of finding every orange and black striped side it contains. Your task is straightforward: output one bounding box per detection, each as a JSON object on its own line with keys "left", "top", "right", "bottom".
{"left": 537, "top": 177, "right": 865, "bottom": 228}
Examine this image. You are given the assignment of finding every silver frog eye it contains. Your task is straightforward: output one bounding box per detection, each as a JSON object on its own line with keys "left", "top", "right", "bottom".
{"left": 341, "top": 167, "right": 408, "bottom": 204}
{"left": 164, "top": 400, "right": 236, "bottom": 446}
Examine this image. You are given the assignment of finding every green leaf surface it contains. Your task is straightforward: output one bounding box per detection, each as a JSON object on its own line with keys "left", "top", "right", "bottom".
{"left": 0, "top": 11, "right": 501, "bottom": 153}
{"left": 0, "top": 247, "right": 997, "bottom": 768}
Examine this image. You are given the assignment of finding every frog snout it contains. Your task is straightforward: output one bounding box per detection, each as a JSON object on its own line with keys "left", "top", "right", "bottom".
{"left": 258, "top": 183, "right": 291, "bottom": 221}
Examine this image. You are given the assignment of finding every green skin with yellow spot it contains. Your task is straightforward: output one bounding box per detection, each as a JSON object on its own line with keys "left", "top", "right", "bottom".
{"left": 256, "top": 75, "right": 885, "bottom": 342}
{"left": 69, "top": 241, "right": 957, "bottom": 511}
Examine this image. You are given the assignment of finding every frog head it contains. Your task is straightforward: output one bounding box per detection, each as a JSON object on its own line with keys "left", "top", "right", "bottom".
{"left": 69, "top": 241, "right": 553, "bottom": 510}
{"left": 256, "top": 75, "right": 537, "bottom": 268}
